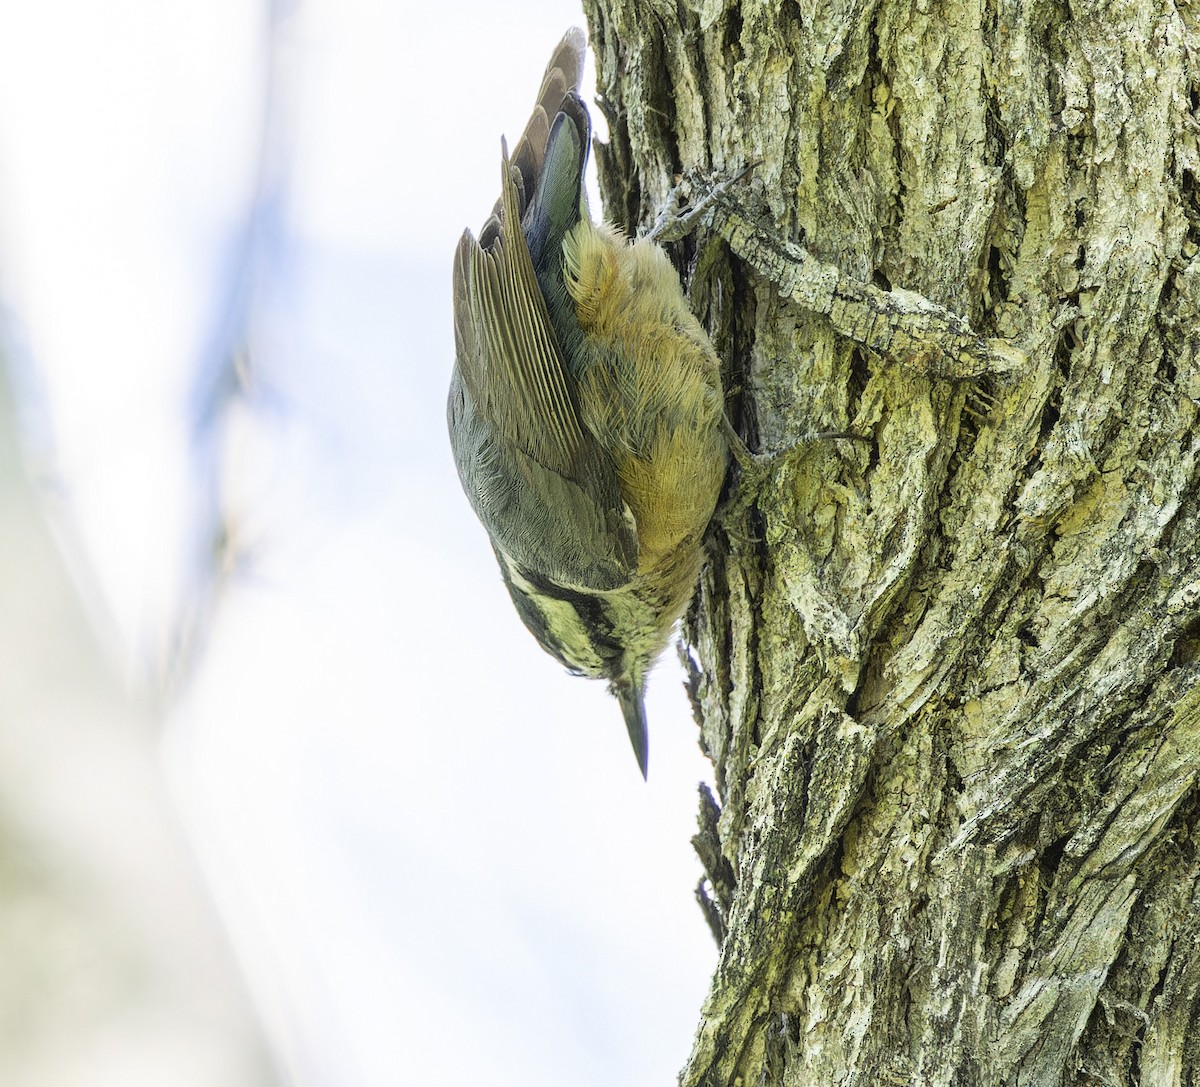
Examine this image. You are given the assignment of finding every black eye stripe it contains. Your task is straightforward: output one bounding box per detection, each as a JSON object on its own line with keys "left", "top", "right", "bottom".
{"left": 498, "top": 555, "right": 625, "bottom": 671}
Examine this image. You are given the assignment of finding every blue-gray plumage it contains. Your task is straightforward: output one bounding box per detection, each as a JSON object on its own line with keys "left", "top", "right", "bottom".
{"left": 448, "top": 28, "right": 728, "bottom": 777}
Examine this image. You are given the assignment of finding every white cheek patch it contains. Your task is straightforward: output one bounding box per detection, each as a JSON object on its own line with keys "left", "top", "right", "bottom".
{"left": 501, "top": 557, "right": 606, "bottom": 677}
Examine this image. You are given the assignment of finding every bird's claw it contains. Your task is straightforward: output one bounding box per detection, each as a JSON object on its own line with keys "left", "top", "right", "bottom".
{"left": 647, "top": 163, "right": 760, "bottom": 244}
{"left": 721, "top": 415, "right": 869, "bottom": 490}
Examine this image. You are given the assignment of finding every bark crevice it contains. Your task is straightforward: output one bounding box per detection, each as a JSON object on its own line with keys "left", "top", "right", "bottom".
{"left": 583, "top": 0, "right": 1200, "bottom": 1082}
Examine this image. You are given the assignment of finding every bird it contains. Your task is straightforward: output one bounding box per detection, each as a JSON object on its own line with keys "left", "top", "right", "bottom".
{"left": 447, "top": 27, "right": 728, "bottom": 777}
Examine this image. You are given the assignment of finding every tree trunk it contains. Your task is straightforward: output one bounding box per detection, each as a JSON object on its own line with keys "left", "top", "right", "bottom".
{"left": 581, "top": 1, "right": 1200, "bottom": 1083}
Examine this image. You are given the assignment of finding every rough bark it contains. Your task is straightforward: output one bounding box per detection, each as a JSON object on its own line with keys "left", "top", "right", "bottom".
{"left": 582, "top": 0, "right": 1200, "bottom": 1084}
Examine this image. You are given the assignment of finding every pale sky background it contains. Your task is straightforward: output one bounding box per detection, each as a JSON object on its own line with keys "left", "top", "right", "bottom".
{"left": 0, "top": 2, "right": 718, "bottom": 1085}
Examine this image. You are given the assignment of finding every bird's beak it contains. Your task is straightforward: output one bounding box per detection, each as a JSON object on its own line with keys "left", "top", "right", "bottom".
{"left": 615, "top": 677, "right": 649, "bottom": 779}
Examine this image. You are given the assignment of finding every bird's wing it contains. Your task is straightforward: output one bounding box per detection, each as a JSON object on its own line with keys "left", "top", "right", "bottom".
{"left": 450, "top": 143, "right": 637, "bottom": 591}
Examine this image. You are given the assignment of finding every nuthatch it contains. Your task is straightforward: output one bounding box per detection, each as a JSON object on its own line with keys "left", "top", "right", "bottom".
{"left": 447, "top": 28, "right": 728, "bottom": 777}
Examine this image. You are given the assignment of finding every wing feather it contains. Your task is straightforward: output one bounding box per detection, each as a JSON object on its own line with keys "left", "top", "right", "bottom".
{"left": 450, "top": 136, "right": 637, "bottom": 591}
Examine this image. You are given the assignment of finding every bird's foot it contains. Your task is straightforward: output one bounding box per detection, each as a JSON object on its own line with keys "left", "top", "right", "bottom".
{"left": 721, "top": 415, "right": 869, "bottom": 491}
{"left": 646, "top": 164, "right": 759, "bottom": 244}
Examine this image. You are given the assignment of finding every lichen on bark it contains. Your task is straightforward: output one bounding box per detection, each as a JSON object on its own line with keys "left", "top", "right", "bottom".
{"left": 583, "top": 0, "right": 1200, "bottom": 1082}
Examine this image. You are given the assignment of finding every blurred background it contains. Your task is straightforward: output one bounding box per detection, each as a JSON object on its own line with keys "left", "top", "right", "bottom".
{"left": 0, "top": 2, "right": 717, "bottom": 1085}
